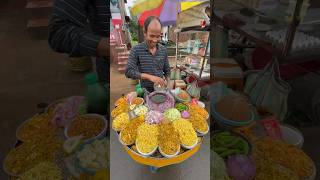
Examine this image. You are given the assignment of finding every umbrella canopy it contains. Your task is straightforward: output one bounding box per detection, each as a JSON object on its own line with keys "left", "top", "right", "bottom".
{"left": 158, "top": 0, "right": 182, "bottom": 26}
{"left": 138, "top": 1, "right": 165, "bottom": 26}
{"left": 180, "top": 1, "right": 202, "bottom": 11}
{"left": 134, "top": 0, "right": 185, "bottom": 27}
{"left": 130, "top": 0, "right": 163, "bottom": 16}
{"left": 177, "top": 0, "right": 210, "bottom": 29}
{"left": 133, "top": 0, "right": 206, "bottom": 27}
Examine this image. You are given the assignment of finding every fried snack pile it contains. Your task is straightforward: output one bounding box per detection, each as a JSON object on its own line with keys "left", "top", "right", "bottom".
{"left": 158, "top": 122, "right": 180, "bottom": 155}
{"left": 172, "top": 118, "right": 197, "bottom": 147}
{"left": 68, "top": 115, "right": 105, "bottom": 139}
{"left": 4, "top": 136, "right": 62, "bottom": 176}
{"left": 254, "top": 137, "right": 314, "bottom": 178}
{"left": 120, "top": 115, "right": 145, "bottom": 145}
{"left": 112, "top": 112, "right": 130, "bottom": 131}
{"left": 111, "top": 100, "right": 129, "bottom": 118}
{"left": 253, "top": 147, "right": 300, "bottom": 180}
{"left": 188, "top": 103, "right": 209, "bottom": 119}
{"left": 17, "top": 113, "right": 58, "bottom": 142}
{"left": 136, "top": 123, "right": 159, "bottom": 154}
{"left": 187, "top": 104, "right": 209, "bottom": 133}
{"left": 18, "top": 161, "right": 62, "bottom": 180}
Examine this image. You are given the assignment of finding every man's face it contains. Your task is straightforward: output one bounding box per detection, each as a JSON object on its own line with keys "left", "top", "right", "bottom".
{"left": 144, "top": 20, "right": 162, "bottom": 49}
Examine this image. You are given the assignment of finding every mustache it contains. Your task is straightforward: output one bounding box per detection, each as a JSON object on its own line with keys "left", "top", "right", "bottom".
{"left": 148, "top": 40, "right": 159, "bottom": 44}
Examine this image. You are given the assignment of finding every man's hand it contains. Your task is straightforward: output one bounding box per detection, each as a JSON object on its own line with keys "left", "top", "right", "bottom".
{"left": 97, "top": 37, "right": 109, "bottom": 57}
{"left": 141, "top": 73, "right": 166, "bottom": 87}
{"left": 151, "top": 76, "right": 166, "bottom": 87}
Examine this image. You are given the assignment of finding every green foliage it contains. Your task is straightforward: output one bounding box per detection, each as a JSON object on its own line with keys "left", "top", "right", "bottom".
{"left": 128, "top": 16, "right": 139, "bottom": 42}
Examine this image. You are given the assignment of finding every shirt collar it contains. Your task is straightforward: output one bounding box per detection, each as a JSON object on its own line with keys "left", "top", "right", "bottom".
{"left": 143, "top": 41, "right": 160, "bottom": 52}
{"left": 142, "top": 41, "right": 148, "bottom": 51}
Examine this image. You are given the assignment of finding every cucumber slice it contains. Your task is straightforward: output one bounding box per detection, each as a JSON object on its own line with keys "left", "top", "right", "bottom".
{"left": 63, "top": 135, "right": 83, "bottom": 154}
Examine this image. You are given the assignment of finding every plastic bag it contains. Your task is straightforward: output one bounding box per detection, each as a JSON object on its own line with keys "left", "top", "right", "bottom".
{"left": 244, "top": 59, "right": 291, "bottom": 121}
{"left": 126, "top": 92, "right": 137, "bottom": 104}
{"left": 52, "top": 96, "right": 84, "bottom": 128}
{"left": 170, "top": 68, "right": 181, "bottom": 80}
{"left": 187, "top": 81, "right": 201, "bottom": 99}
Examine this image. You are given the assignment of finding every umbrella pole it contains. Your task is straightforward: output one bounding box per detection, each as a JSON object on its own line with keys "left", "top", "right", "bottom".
{"left": 199, "top": 38, "right": 209, "bottom": 78}
{"left": 175, "top": 3, "right": 180, "bottom": 69}
{"left": 175, "top": 32, "right": 179, "bottom": 68}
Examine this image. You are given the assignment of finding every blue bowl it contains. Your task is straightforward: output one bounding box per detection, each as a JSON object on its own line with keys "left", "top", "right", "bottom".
{"left": 211, "top": 104, "right": 254, "bottom": 127}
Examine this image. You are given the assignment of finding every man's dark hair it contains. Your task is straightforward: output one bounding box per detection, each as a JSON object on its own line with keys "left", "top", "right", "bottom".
{"left": 144, "top": 16, "right": 162, "bottom": 32}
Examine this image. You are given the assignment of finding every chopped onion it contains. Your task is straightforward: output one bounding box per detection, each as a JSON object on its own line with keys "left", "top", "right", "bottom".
{"left": 226, "top": 155, "right": 256, "bottom": 180}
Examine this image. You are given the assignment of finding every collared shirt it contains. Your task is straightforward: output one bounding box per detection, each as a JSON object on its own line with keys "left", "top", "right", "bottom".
{"left": 125, "top": 42, "right": 171, "bottom": 92}
{"left": 48, "top": 0, "right": 110, "bottom": 57}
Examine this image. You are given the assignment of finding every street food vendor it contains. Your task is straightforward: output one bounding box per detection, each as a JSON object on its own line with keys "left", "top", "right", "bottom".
{"left": 48, "top": 0, "right": 110, "bottom": 116}
{"left": 48, "top": 0, "right": 110, "bottom": 84}
{"left": 125, "top": 16, "right": 171, "bottom": 92}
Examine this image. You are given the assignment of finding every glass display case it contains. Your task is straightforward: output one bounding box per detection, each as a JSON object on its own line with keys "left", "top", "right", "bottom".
{"left": 212, "top": 0, "right": 320, "bottom": 64}
{"left": 174, "top": 31, "right": 210, "bottom": 79}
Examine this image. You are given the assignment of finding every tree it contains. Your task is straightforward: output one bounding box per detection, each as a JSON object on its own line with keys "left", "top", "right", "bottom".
{"left": 128, "top": 16, "right": 139, "bottom": 42}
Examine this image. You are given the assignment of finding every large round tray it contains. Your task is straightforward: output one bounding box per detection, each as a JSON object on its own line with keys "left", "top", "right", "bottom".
{"left": 122, "top": 138, "right": 202, "bottom": 168}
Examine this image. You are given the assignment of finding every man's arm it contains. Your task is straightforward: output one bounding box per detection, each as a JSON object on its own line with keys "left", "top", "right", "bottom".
{"left": 97, "top": 37, "right": 109, "bottom": 57}
{"left": 125, "top": 47, "right": 166, "bottom": 86}
{"left": 48, "top": 0, "right": 108, "bottom": 57}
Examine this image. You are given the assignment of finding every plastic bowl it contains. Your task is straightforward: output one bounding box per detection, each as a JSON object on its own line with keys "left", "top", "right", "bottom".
{"left": 136, "top": 144, "right": 158, "bottom": 157}
{"left": 213, "top": 130, "right": 252, "bottom": 156}
{"left": 65, "top": 114, "right": 107, "bottom": 143}
{"left": 181, "top": 138, "right": 198, "bottom": 150}
{"left": 158, "top": 145, "right": 180, "bottom": 158}
{"left": 118, "top": 132, "right": 135, "bottom": 146}
{"left": 150, "top": 93, "right": 167, "bottom": 104}
{"left": 305, "top": 162, "right": 316, "bottom": 180}
{"left": 175, "top": 103, "right": 189, "bottom": 112}
{"left": 281, "top": 124, "right": 304, "bottom": 148}
{"left": 130, "top": 97, "right": 144, "bottom": 106}
{"left": 212, "top": 104, "right": 254, "bottom": 128}
{"left": 196, "top": 123, "right": 210, "bottom": 136}
{"left": 76, "top": 137, "right": 108, "bottom": 175}
{"left": 197, "top": 101, "right": 205, "bottom": 108}
{"left": 173, "top": 90, "right": 191, "bottom": 103}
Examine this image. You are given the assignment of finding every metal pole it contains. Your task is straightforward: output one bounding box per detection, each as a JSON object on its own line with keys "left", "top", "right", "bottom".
{"left": 175, "top": 4, "right": 180, "bottom": 68}
{"left": 199, "top": 36, "right": 210, "bottom": 78}
{"left": 175, "top": 32, "right": 179, "bottom": 68}
{"left": 282, "top": 0, "right": 303, "bottom": 57}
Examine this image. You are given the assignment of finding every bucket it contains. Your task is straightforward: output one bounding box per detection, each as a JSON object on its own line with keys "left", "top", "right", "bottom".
{"left": 281, "top": 124, "right": 304, "bottom": 148}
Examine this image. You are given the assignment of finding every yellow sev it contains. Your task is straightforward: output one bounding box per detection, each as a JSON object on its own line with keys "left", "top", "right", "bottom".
{"left": 112, "top": 112, "right": 130, "bottom": 131}
{"left": 121, "top": 115, "right": 145, "bottom": 145}
{"left": 158, "top": 122, "right": 180, "bottom": 155}
{"left": 189, "top": 113, "right": 208, "bottom": 133}
{"left": 136, "top": 123, "right": 158, "bottom": 154}
{"left": 18, "top": 161, "right": 62, "bottom": 180}
{"left": 172, "top": 118, "right": 197, "bottom": 146}
{"left": 17, "top": 113, "right": 58, "bottom": 142}
{"left": 187, "top": 103, "right": 209, "bottom": 119}
{"left": 111, "top": 103, "right": 129, "bottom": 118}
{"left": 4, "top": 136, "right": 62, "bottom": 176}
{"left": 254, "top": 137, "right": 314, "bottom": 178}
{"left": 253, "top": 147, "right": 300, "bottom": 180}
